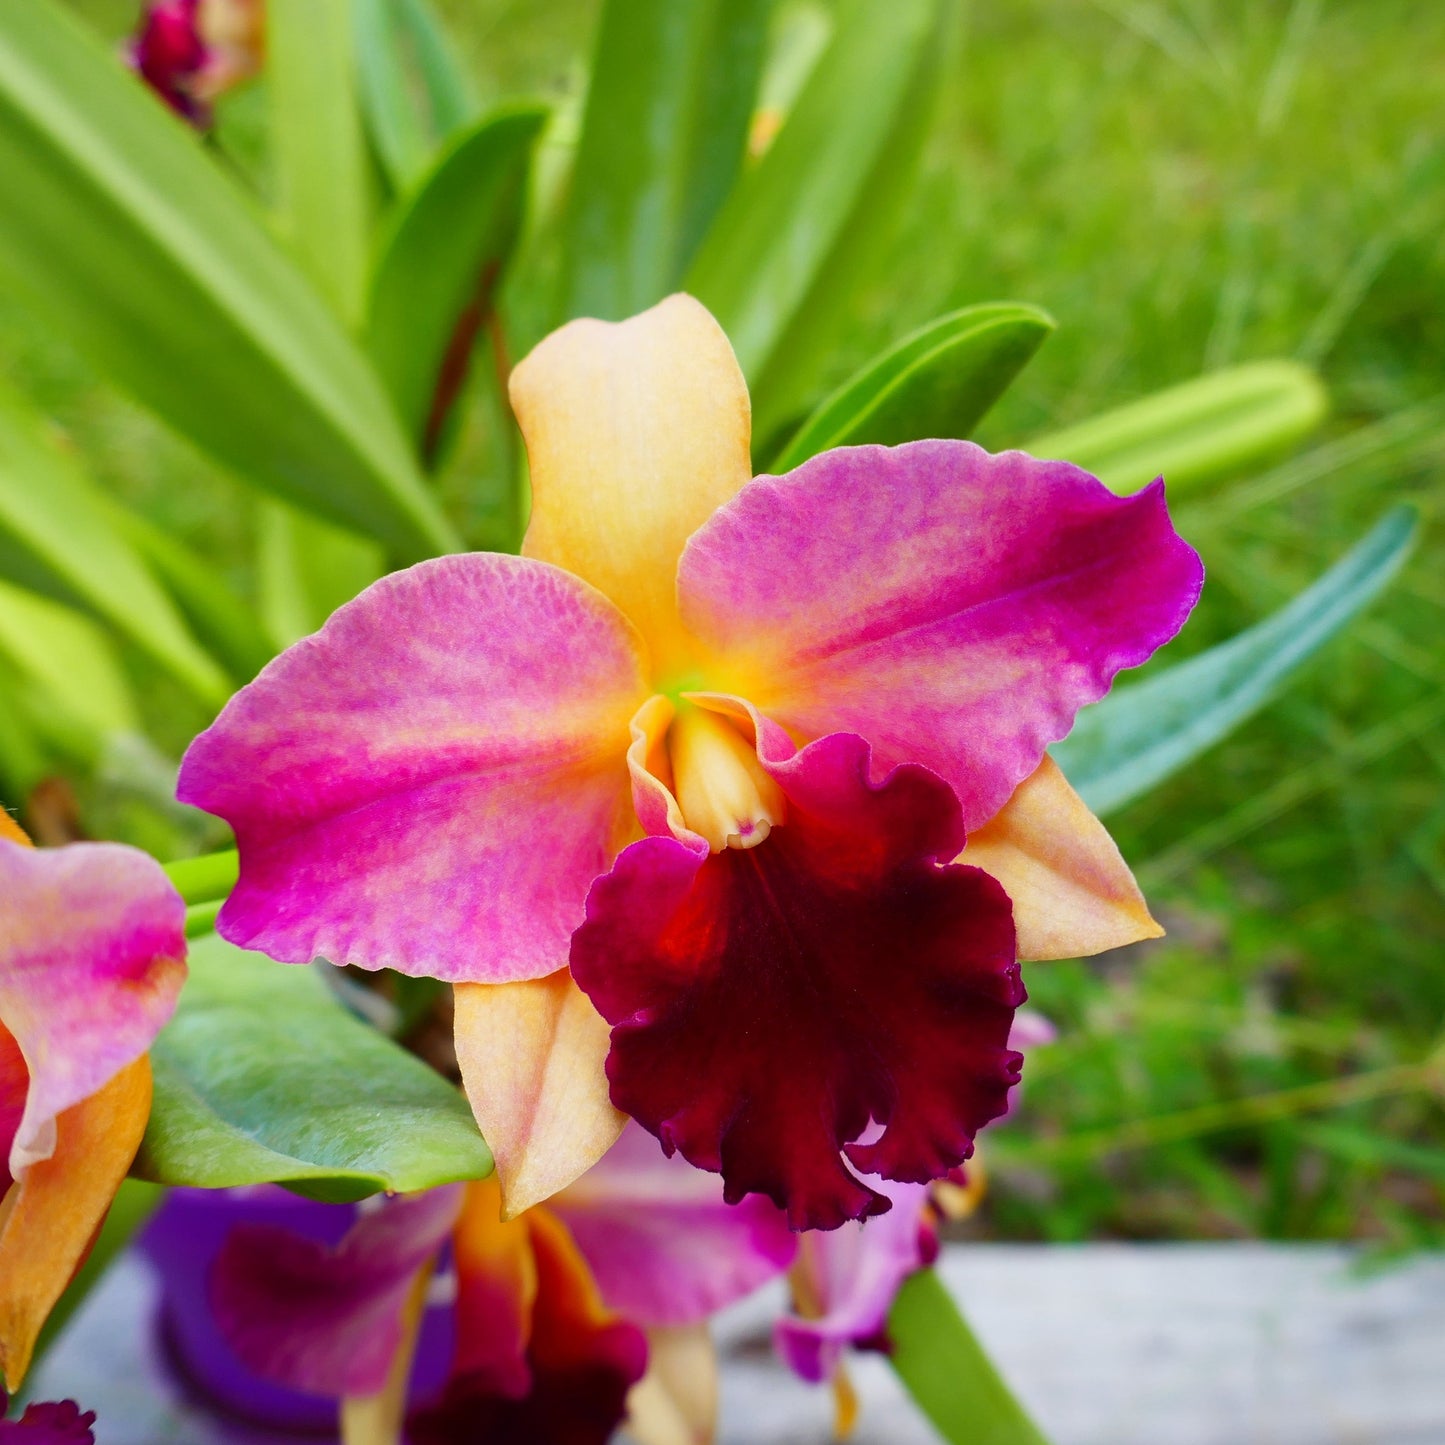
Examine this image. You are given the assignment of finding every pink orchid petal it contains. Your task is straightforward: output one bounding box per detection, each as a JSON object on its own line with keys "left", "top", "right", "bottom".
{"left": 678, "top": 442, "right": 1203, "bottom": 830}
{"left": 775, "top": 1176, "right": 929, "bottom": 1384}
{"left": 572, "top": 723, "right": 1023, "bottom": 1232}
{"left": 178, "top": 555, "right": 650, "bottom": 982}
{"left": 210, "top": 1186, "right": 463, "bottom": 1397}
{"left": 553, "top": 1123, "right": 796, "bottom": 1328}
{"left": 0, "top": 840, "right": 185, "bottom": 1179}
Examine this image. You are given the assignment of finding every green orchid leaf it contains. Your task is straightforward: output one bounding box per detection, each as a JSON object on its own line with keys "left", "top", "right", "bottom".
{"left": 105, "top": 504, "right": 277, "bottom": 685}
{"left": 136, "top": 933, "right": 493, "bottom": 1202}
{"left": 256, "top": 501, "right": 384, "bottom": 648}
{"left": 0, "top": 0, "right": 456, "bottom": 559}
{"left": 888, "top": 1268, "right": 1052, "bottom": 1445}
{"left": 1027, "top": 360, "right": 1328, "bottom": 496}
{"left": 688, "top": 0, "right": 945, "bottom": 440}
{"left": 269, "top": 0, "right": 372, "bottom": 326}
{"left": 0, "top": 383, "right": 229, "bottom": 706}
{"left": 354, "top": 0, "right": 474, "bottom": 189}
{"left": 366, "top": 104, "right": 547, "bottom": 457}
{"left": 562, "top": 0, "right": 775, "bottom": 321}
{"left": 1053, "top": 505, "right": 1418, "bottom": 817}
{"left": 0, "top": 579, "right": 138, "bottom": 761}
{"left": 770, "top": 303, "right": 1055, "bottom": 471}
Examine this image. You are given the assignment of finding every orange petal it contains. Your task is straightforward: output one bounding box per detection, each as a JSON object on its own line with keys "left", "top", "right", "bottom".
{"left": 626, "top": 1323, "right": 718, "bottom": 1445}
{"left": 454, "top": 975, "right": 626, "bottom": 1219}
{"left": 451, "top": 1176, "right": 537, "bottom": 1389}
{"left": 963, "top": 756, "right": 1162, "bottom": 961}
{"left": 0, "top": 1054, "right": 151, "bottom": 1389}
{"left": 511, "top": 294, "right": 753, "bottom": 678}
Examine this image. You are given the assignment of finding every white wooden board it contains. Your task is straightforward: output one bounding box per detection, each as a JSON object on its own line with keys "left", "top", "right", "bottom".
{"left": 31, "top": 1245, "right": 1445, "bottom": 1444}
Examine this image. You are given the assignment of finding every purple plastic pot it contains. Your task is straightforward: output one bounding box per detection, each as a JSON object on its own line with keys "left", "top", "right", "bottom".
{"left": 141, "top": 1187, "right": 456, "bottom": 1436}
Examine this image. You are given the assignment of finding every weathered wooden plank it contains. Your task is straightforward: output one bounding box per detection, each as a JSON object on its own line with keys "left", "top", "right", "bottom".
{"left": 30, "top": 1245, "right": 1445, "bottom": 1443}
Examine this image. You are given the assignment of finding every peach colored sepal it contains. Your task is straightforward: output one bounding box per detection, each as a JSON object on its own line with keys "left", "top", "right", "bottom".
{"left": 511, "top": 294, "right": 752, "bottom": 678}
{"left": 339, "top": 1262, "right": 433, "bottom": 1445}
{"left": 0, "top": 813, "right": 27, "bottom": 846}
{"left": 454, "top": 975, "right": 626, "bottom": 1219}
{"left": 625, "top": 1323, "right": 717, "bottom": 1445}
{"left": 0, "top": 1054, "right": 151, "bottom": 1389}
{"left": 963, "top": 756, "right": 1162, "bottom": 961}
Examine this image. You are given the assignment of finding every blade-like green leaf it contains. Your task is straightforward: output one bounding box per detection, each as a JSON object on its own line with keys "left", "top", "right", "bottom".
{"left": 1053, "top": 505, "right": 1418, "bottom": 817}
{"left": 105, "top": 503, "right": 276, "bottom": 684}
{"left": 687, "top": 0, "right": 944, "bottom": 437}
{"left": 136, "top": 933, "right": 493, "bottom": 1202}
{"left": 256, "top": 500, "right": 383, "bottom": 647}
{"left": 1027, "top": 360, "right": 1329, "bottom": 496}
{"left": 354, "top": 0, "right": 474, "bottom": 189}
{"left": 366, "top": 105, "right": 547, "bottom": 455}
{"left": 562, "top": 0, "right": 775, "bottom": 321}
{"left": 888, "top": 1268, "right": 1052, "bottom": 1445}
{"left": 0, "top": 384, "right": 229, "bottom": 705}
{"left": 0, "top": 578, "right": 138, "bottom": 759}
{"left": 770, "top": 303, "right": 1055, "bottom": 471}
{"left": 0, "top": 0, "right": 457, "bottom": 558}
{"left": 269, "top": 0, "right": 372, "bottom": 325}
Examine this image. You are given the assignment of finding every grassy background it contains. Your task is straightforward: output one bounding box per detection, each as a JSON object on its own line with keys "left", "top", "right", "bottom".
{"left": 19, "top": 0, "right": 1445, "bottom": 1245}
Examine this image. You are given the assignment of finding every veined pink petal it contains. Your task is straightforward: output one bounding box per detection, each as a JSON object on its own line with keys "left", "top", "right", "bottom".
{"left": 178, "top": 555, "right": 650, "bottom": 982}
{"left": 572, "top": 720, "right": 1023, "bottom": 1231}
{"left": 0, "top": 840, "right": 185, "bottom": 1178}
{"left": 553, "top": 1123, "right": 795, "bottom": 1328}
{"left": 209, "top": 1186, "right": 463, "bottom": 1397}
{"left": 775, "top": 1176, "right": 930, "bottom": 1385}
{"left": 678, "top": 442, "right": 1203, "bottom": 831}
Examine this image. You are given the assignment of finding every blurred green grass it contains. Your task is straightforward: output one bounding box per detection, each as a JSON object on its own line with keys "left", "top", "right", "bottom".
{"left": 18, "top": 0, "right": 1445, "bottom": 1244}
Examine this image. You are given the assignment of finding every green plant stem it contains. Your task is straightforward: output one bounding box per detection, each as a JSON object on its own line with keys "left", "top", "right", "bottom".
{"left": 163, "top": 849, "right": 239, "bottom": 905}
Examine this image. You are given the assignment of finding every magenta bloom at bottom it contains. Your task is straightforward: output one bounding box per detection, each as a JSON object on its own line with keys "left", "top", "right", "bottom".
{"left": 0, "top": 1394, "right": 95, "bottom": 1443}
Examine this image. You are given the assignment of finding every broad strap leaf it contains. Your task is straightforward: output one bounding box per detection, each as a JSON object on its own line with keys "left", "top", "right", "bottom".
{"left": 135, "top": 933, "right": 493, "bottom": 1201}
{"left": 1053, "top": 506, "right": 1418, "bottom": 816}
{"left": 888, "top": 1268, "right": 1051, "bottom": 1445}
{"left": 562, "top": 0, "right": 775, "bottom": 322}
{"left": 0, "top": 0, "right": 456, "bottom": 558}
{"left": 771, "top": 303, "right": 1055, "bottom": 470}
{"left": 1028, "top": 360, "right": 1328, "bottom": 497}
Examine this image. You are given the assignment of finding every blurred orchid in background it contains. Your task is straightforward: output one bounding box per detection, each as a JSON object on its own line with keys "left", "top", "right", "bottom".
{"left": 0, "top": 810, "right": 186, "bottom": 1389}
{"left": 190, "top": 1123, "right": 795, "bottom": 1444}
{"left": 126, "top": 0, "right": 262, "bottom": 123}
{"left": 179, "top": 293, "right": 1201, "bottom": 1231}
{"left": 0, "top": 1392, "right": 95, "bottom": 1442}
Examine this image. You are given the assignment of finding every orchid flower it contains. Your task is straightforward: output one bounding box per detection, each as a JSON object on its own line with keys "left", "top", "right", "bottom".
{"left": 0, "top": 812, "right": 186, "bottom": 1388}
{"left": 179, "top": 294, "right": 1202, "bottom": 1230}
{"left": 203, "top": 1123, "right": 796, "bottom": 1445}
{"left": 127, "top": 0, "right": 262, "bottom": 123}
{"left": 0, "top": 1394, "right": 95, "bottom": 1443}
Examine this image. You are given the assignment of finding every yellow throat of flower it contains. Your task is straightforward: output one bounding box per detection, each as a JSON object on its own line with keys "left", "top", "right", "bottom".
{"left": 668, "top": 706, "right": 785, "bottom": 853}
